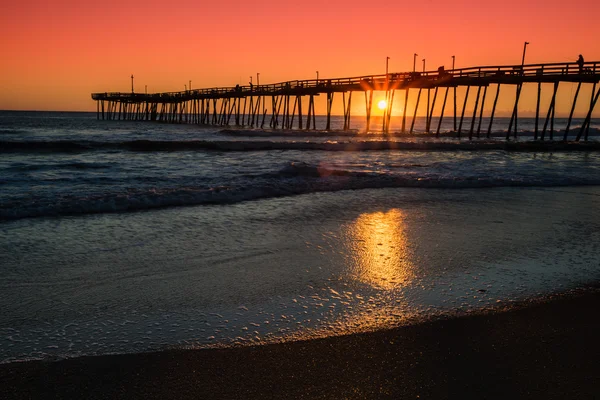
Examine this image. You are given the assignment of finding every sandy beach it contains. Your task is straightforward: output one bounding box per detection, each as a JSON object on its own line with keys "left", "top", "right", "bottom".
{"left": 1, "top": 287, "right": 598, "bottom": 399}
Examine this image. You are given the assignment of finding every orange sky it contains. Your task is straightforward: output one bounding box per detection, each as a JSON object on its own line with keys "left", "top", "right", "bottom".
{"left": 1, "top": 0, "right": 599, "bottom": 115}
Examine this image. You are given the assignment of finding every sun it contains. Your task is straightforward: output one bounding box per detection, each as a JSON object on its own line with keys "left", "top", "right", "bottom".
{"left": 377, "top": 100, "right": 387, "bottom": 110}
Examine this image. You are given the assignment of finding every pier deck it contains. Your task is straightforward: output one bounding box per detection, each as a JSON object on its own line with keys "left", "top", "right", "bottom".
{"left": 92, "top": 61, "right": 600, "bottom": 140}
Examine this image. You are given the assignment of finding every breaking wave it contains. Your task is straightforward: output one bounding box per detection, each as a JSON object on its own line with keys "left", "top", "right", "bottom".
{"left": 2, "top": 136, "right": 600, "bottom": 153}
{"left": 3, "top": 161, "right": 600, "bottom": 221}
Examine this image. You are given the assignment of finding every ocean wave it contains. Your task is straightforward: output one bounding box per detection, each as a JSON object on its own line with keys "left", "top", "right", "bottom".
{"left": 1, "top": 140, "right": 95, "bottom": 152}
{"left": 218, "top": 128, "right": 361, "bottom": 137}
{"left": 0, "top": 129, "right": 28, "bottom": 135}
{"left": 6, "top": 161, "right": 112, "bottom": 172}
{"left": 219, "top": 127, "right": 600, "bottom": 138}
{"left": 2, "top": 136, "right": 600, "bottom": 154}
{"left": 3, "top": 161, "right": 600, "bottom": 221}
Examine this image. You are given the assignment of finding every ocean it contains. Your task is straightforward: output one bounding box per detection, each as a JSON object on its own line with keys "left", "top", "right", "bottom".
{"left": 1, "top": 110, "right": 600, "bottom": 364}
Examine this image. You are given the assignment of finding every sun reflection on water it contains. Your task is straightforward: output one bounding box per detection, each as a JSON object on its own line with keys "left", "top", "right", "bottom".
{"left": 346, "top": 209, "right": 415, "bottom": 290}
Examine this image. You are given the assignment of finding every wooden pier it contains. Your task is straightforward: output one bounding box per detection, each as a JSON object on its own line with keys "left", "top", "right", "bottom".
{"left": 92, "top": 61, "right": 600, "bottom": 140}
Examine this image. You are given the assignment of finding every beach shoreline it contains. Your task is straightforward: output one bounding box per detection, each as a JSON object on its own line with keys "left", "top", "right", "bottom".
{"left": 1, "top": 286, "right": 598, "bottom": 399}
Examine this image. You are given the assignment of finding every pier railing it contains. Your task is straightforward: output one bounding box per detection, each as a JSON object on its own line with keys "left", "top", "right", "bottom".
{"left": 92, "top": 62, "right": 598, "bottom": 101}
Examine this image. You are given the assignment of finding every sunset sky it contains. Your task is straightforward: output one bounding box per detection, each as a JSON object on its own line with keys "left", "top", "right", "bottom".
{"left": 1, "top": 0, "right": 599, "bottom": 115}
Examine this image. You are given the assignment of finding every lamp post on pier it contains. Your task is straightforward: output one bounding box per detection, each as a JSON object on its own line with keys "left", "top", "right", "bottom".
{"left": 452, "top": 55, "right": 456, "bottom": 131}
{"left": 256, "top": 73, "right": 261, "bottom": 115}
{"left": 413, "top": 53, "right": 418, "bottom": 73}
{"left": 316, "top": 70, "right": 319, "bottom": 85}
{"left": 131, "top": 74, "right": 134, "bottom": 93}
{"left": 423, "top": 58, "right": 429, "bottom": 129}
{"left": 189, "top": 80, "right": 192, "bottom": 91}
{"left": 386, "top": 56, "right": 390, "bottom": 77}
{"left": 522, "top": 41, "right": 529, "bottom": 66}
{"left": 384, "top": 56, "right": 391, "bottom": 132}
{"left": 184, "top": 84, "right": 187, "bottom": 92}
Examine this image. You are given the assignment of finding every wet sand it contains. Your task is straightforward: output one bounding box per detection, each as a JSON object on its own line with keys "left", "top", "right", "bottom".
{"left": 1, "top": 288, "right": 598, "bottom": 400}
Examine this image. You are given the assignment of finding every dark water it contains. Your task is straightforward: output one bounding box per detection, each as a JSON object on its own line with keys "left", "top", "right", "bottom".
{"left": 2, "top": 111, "right": 600, "bottom": 221}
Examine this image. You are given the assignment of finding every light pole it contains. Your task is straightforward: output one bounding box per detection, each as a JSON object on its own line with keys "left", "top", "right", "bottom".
{"left": 184, "top": 84, "right": 187, "bottom": 92}
{"left": 249, "top": 76, "right": 252, "bottom": 85}
{"left": 189, "top": 80, "right": 192, "bottom": 91}
{"left": 452, "top": 56, "right": 456, "bottom": 131}
{"left": 521, "top": 41, "right": 529, "bottom": 66}
{"left": 424, "top": 58, "right": 428, "bottom": 128}
{"left": 386, "top": 56, "right": 390, "bottom": 77}
{"left": 384, "top": 56, "right": 391, "bottom": 132}
{"left": 256, "top": 73, "right": 261, "bottom": 114}
{"left": 131, "top": 74, "right": 134, "bottom": 93}
{"left": 316, "top": 70, "right": 319, "bottom": 84}
{"left": 413, "top": 53, "right": 418, "bottom": 73}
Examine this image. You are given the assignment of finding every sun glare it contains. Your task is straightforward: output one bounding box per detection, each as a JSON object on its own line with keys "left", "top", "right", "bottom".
{"left": 377, "top": 100, "right": 387, "bottom": 110}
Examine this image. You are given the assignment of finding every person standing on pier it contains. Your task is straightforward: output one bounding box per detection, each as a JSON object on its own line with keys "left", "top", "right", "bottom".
{"left": 577, "top": 54, "right": 584, "bottom": 72}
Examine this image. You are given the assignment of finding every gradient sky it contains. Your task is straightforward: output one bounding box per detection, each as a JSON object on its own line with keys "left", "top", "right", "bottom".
{"left": 1, "top": 0, "right": 599, "bottom": 115}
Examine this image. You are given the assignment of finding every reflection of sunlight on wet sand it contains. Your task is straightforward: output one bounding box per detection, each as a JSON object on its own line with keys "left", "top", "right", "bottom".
{"left": 346, "top": 209, "right": 415, "bottom": 290}
{"left": 194, "top": 208, "right": 423, "bottom": 347}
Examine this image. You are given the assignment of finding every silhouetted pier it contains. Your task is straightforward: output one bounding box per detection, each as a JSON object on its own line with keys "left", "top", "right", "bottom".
{"left": 92, "top": 61, "right": 600, "bottom": 140}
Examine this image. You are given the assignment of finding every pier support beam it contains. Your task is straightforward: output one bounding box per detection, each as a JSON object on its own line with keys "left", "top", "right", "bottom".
{"left": 248, "top": 97, "right": 255, "bottom": 127}
{"left": 306, "top": 95, "right": 316, "bottom": 130}
{"left": 326, "top": 92, "right": 334, "bottom": 131}
{"left": 458, "top": 86, "right": 470, "bottom": 138}
{"left": 576, "top": 85, "right": 600, "bottom": 141}
{"left": 402, "top": 89, "right": 409, "bottom": 133}
{"left": 469, "top": 86, "right": 482, "bottom": 140}
{"left": 534, "top": 83, "right": 541, "bottom": 140}
{"left": 427, "top": 87, "right": 438, "bottom": 134}
{"left": 436, "top": 87, "right": 449, "bottom": 137}
{"left": 297, "top": 95, "right": 303, "bottom": 130}
{"left": 476, "top": 86, "right": 488, "bottom": 137}
{"left": 385, "top": 90, "right": 395, "bottom": 133}
{"left": 270, "top": 96, "right": 279, "bottom": 128}
{"left": 564, "top": 82, "right": 582, "bottom": 140}
{"left": 343, "top": 92, "right": 352, "bottom": 131}
{"left": 365, "top": 90, "right": 373, "bottom": 132}
{"left": 290, "top": 96, "right": 298, "bottom": 129}
{"left": 425, "top": 89, "right": 431, "bottom": 133}
{"left": 507, "top": 84, "right": 523, "bottom": 140}
{"left": 261, "top": 101, "right": 267, "bottom": 129}
{"left": 487, "top": 85, "right": 501, "bottom": 138}
{"left": 542, "top": 82, "right": 560, "bottom": 140}
{"left": 410, "top": 88, "right": 422, "bottom": 134}
{"left": 453, "top": 86, "right": 457, "bottom": 131}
